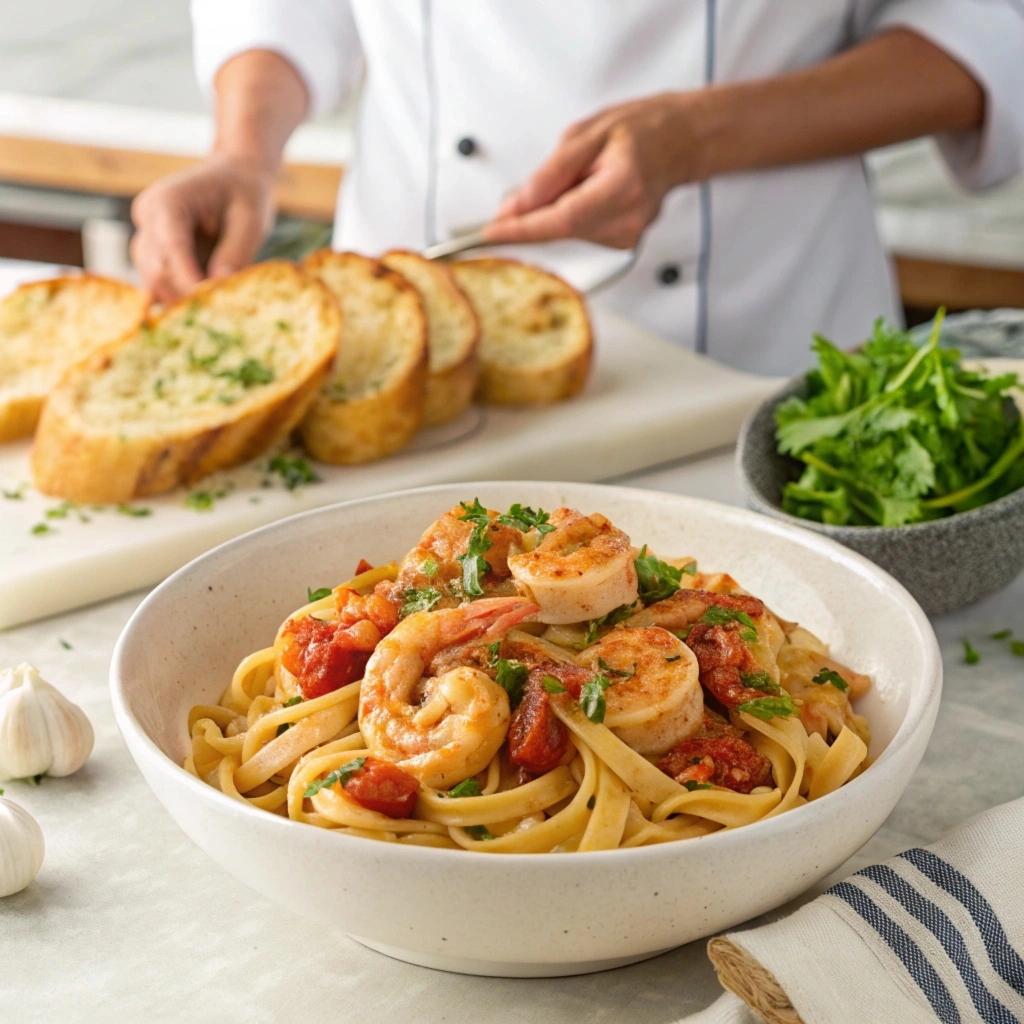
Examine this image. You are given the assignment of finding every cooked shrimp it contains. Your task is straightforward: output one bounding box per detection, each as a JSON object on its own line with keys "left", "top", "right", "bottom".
{"left": 507, "top": 508, "right": 638, "bottom": 624}
{"left": 627, "top": 588, "right": 785, "bottom": 684}
{"left": 359, "top": 597, "right": 538, "bottom": 788}
{"left": 576, "top": 626, "right": 703, "bottom": 756}
{"left": 378, "top": 503, "right": 523, "bottom": 607}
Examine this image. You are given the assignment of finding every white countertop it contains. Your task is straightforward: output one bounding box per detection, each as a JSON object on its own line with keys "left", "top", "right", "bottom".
{"left": 2, "top": 448, "right": 1023, "bottom": 1024}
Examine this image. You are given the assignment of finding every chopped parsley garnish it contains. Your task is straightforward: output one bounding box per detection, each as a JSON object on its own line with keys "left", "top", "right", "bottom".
{"left": 542, "top": 675, "right": 567, "bottom": 694}
{"left": 736, "top": 695, "right": 797, "bottom": 721}
{"left": 400, "top": 586, "right": 442, "bottom": 617}
{"left": 303, "top": 757, "right": 367, "bottom": 797}
{"left": 465, "top": 825, "right": 496, "bottom": 841}
{"left": 456, "top": 499, "right": 494, "bottom": 597}
{"left": 31, "top": 523, "right": 53, "bottom": 535}
{"left": 307, "top": 587, "right": 332, "bottom": 603}
{"left": 635, "top": 545, "right": 685, "bottom": 604}
{"left": 276, "top": 723, "right": 290, "bottom": 737}
{"left": 1010, "top": 641, "right": 1024, "bottom": 658}
{"left": 587, "top": 795, "right": 596, "bottom": 810}
{"left": 486, "top": 641, "right": 502, "bottom": 667}
{"left": 991, "top": 629, "right": 1013, "bottom": 640}
{"left": 681, "top": 560, "right": 698, "bottom": 576}
{"left": 579, "top": 674, "right": 615, "bottom": 724}
{"left": 684, "top": 780, "right": 713, "bottom": 792}
{"left": 597, "top": 658, "right": 635, "bottom": 679}
{"left": 963, "top": 640, "right": 980, "bottom": 665}
{"left": 420, "top": 558, "right": 440, "bottom": 578}
{"left": 116, "top": 504, "right": 151, "bottom": 517}
{"left": 700, "top": 605, "right": 757, "bottom": 643}
{"left": 268, "top": 455, "right": 320, "bottom": 491}
{"left": 58, "top": 638, "right": 72, "bottom": 650}
{"left": 45, "top": 500, "right": 90, "bottom": 523}
{"left": 276, "top": 320, "right": 290, "bottom": 331}
{"left": 184, "top": 490, "right": 217, "bottom": 511}
{"left": 447, "top": 779, "right": 482, "bottom": 798}
{"left": 284, "top": 696, "right": 303, "bottom": 707}
{"left": 218, "top": 358, "right": 275, "bottom": 388}
{"left": 3, "top": 484, "right": 26, "bottom": 500}
{"left": 740, "top": 670, "right": 780, "bottom": 695}
{"left": 811, "top": 668, "right": 849, "bottom": 692}
{"left": 580, "top": 603, "right": 637, "bottom": 649}
{"left": 494, "top": 659, "right": 529, "bottom": 707}
{"left": 495, "top": 503, "right": 556, "bottom": 537}
{"left": 665, "top": 655, "right": 681, "bottom": 663}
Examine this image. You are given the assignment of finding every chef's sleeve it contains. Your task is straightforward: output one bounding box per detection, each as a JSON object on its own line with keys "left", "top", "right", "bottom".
{"left": 855, "top": 0, "right": 1024, "bottom": 190}
{"left": 191, "top": 0, "right": 362, "bottom": 117}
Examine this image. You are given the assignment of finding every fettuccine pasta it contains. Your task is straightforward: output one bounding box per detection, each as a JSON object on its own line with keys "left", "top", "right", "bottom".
{"left": 185, "top": 500, "right": 872, "bottom": 852}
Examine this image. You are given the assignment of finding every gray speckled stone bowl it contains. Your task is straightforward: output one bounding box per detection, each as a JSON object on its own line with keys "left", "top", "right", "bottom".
{"left": 737, "top": 376, "right": 1024, "bottom": 616}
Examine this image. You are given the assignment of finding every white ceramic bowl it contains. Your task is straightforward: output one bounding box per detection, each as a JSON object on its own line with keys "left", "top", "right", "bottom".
{"left": 111, "top": 482, "right": 941, "bottom": 977}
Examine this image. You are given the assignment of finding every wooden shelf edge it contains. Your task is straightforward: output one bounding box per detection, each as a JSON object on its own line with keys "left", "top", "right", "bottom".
{"left": 0, "top": 134, "right": 342, "bottom": 222}
{"left": 895, "top": 254, "right": 1024, "bottom": 311}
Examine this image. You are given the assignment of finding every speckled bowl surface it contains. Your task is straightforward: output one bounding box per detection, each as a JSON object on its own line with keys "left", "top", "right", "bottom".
{"left": 738, "top": 377, "right": 1024, "bottom": 616}
{"left": 111, "top": 482, "right": 940, "bottom": 977}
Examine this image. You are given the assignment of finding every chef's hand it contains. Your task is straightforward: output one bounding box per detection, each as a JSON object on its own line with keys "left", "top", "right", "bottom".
{"left": 483, "top": 93, "right": 698, "bottom": 249}
{"left": 130, "top": 156, "right": 276, "bottom": 303}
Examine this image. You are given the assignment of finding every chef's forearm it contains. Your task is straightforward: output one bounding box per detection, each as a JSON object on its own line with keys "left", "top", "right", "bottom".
{"left": 690, "top": 28, "right": 985, "bottom": 182}
{"left": 211, "top": 50, "right": 309, "bottom": 173}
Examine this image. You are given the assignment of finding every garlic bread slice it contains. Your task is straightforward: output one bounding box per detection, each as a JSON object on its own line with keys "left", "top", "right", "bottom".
{"left": 449, "top": 258, "right": 592, "bottom": 404}
{"left": 300, "top": 250, "right": 427, "bottom": 464}
{"left": 31, "top": 261, "right": 340, "bottom": 503}
{"left": 382, "top": 250, "right": 479, "bottom": 426}
{"left": 0, "top": 276, "right": 147, "bottom": 442}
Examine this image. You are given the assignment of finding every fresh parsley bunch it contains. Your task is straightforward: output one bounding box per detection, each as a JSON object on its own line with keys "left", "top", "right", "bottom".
{"left": 775, "top": 312, "right": 1024, "bottom": 527}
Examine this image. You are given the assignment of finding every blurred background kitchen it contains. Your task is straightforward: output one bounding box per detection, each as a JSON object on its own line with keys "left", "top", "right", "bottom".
{"left": 1, "top": 0, "right": 1022, "bottom": 326}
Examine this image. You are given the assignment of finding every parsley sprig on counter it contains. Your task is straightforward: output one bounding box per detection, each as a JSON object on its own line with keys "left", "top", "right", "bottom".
{"left": 775, "top": 311, "right": 1024, "bottom": 526}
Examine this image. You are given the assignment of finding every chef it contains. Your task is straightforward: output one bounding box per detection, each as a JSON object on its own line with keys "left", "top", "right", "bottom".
{"left": 131, "top": 1, "right": 1024, "bottom": 374}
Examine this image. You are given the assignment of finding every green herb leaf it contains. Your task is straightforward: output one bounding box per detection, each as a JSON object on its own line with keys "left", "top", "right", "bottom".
{"left": 116, "top": 504, "right": 151, "bottom": 517}
{"left": 218, "top": 357, "right": 275, "bottom": 388}
{"left": 457, "top": 497, "right": 492, "bottom": 527}
{"left": 681, "top": 561, "right": 697, "bottom": 576}
{"left": 1010, "top": 641, "right": 1024, "bottom": 658}
{"left": 447, "top": 779, "right": 482, "bottom": 798}
{"left": 579, "top": 674, "right": 615, "bottom": 724}
{"left": 597, "top": 657, "right": 635, "bottom": 680}
{"left": 635, "top": 545, "right": 685, "bottom": 605}
{"left": 284, "top": 696, "right": 303, "bottom": 707}
{"left": 31, "top": 523, "right": 53, "bottom": 535}
{"left": 736, "top": 695, "right": 797, "bottom": 721}
{"left": 58, "top": 638, "right": 72, "bottom": 650}
{"left": 496, "top": 503, "right": 556, "bottom": 537}
{"left": 486, "top": 641, "right": 502, "bottom": 667}
{"left": 276, "top": 723, "right": 290, "bottom": 737}
{"left": 184, "top": 490, "right": 216, "bottom": 511}
{"left": 307, "top": 587, "right": 332, "bottom": 603}
{"left": 400, "top": 586, "right": 442, "bottom": 618}
{"left": 542, "top": 675, "right": 567, "bottom": 694}
{"left": 811, "top": 668, "right": 849, "bottom": 692}
{"left": 303, "top": 757, "right": 367, "bottom": 797}
{"left": 963, "top": 640, "right": 981, "bottom": 665}
{"left": 465, "top": 825, "right": 496, "bottom": 841}
{"left": 421, "top": 558, "right": 440, "bottom": 578}
{"left": 494, "top": 660, "right": 529, "bottom": 707}
{"left": 587, "top": 795, "right": 596, "bottom": 810}
{"left": 268, "top": 455, "right": 320, "bottom": 491}
{"left": 665, "top": 655, "right": 681, "bottom": 662}
{"left": 684, "top": 780, "right": 713, "bottom": 791}
{"left": 990, "top": 629, "right": 1013, "bottom": 640}
{"left": 3, "top": 484, "right": 26, "bottom": 500}
{"left": 740, "top": 670, "right": 780, "bottom": 695}
{"left": 456, "top": 518, "right": 493, "bottom": 597}
{"left": 700, "top": 605, "right": 758, "bottom": 643}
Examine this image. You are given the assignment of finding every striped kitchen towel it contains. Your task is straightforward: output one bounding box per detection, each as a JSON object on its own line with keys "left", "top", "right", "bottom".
{"left": 684, "top": 796, "right": 1024, "bottom": 1024}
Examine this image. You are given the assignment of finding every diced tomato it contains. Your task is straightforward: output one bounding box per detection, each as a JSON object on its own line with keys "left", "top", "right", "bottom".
{"left": 281, "top": 616, "right": 375, "bottom": 700}
{"left": 509, "top": 678, "right": 570, "bottom": 775}
{"left": 685, "top": 622, "right": 774, "bottom": 707}
{"left": 343, "top": 758, "right": 420, "bottom": 818}
{"left": 658, "top": 717, "right": 774, "bottom": 794}
{"left": 354, "top": 558, "right": 374, "bottom": 576}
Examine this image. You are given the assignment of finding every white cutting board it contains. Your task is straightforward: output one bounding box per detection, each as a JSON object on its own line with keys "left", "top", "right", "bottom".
{"left": 0, "top": 306, "right": 779, "bottom": 628}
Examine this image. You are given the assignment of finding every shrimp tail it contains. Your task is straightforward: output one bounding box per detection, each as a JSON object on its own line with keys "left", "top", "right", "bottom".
{"left": 438, "top": 597, "right": 539, "bottom": 648}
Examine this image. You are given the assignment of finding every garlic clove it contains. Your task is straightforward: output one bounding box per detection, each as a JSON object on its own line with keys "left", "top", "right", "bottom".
{"left": 0, "top": 664, "right": 94, "bottom": 781}
{"left": 0, "top": 795, "right": 45, "bottom": 897}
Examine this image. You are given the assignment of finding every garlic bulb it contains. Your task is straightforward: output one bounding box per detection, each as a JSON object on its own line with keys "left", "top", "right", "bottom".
{"left": 0, "top": 663, "right": 94, "bottom": 781}
{"left": 0, "top": 794, "right": 44, "bottom": 897}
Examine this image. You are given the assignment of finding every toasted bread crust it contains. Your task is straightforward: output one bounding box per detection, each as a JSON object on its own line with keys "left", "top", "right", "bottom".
{"left": 300, "top": 250, "right": 428, "bottom": 463}
{"left": 382, "top": 250, "right": 479, "bottom": 427}
{"left": 30, "top": 262, "right": 340, "bottom": 503}
{"left": 448, "top": 258, "right": 592, "bottom": 406}
{"left": 0, "top": 275, "right": 147, "bottom": 442}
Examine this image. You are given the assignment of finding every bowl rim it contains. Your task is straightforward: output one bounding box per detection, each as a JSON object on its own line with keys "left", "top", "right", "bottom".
{"left": 737, "top": 376, "right": 1024, "bottom": 536}
{"left": 110, "top": 480, "right": 942, "bottom": 865}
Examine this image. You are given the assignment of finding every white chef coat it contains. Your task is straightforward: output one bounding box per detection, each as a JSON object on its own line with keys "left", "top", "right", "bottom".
{"left": 192, "top": 0, "right": 1024, "bottom": 375}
